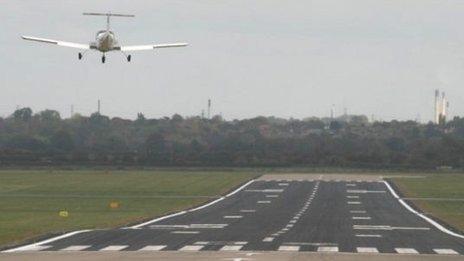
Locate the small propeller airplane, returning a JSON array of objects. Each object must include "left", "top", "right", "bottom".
[{"left": 21, "top": 12, "right": 188, "bottom": 63}]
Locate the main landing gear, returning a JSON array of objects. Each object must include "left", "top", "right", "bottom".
[
  {"left": 127, "top": 55, "right": 131, "bottom": 62},
  {"left": 101, "top": 55, "right": 106, "bottom": 63},
  {"left": 78, "top": 53, "right": 83, "bottom": 60}
]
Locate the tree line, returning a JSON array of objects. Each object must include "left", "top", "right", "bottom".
[{"left": 1, "top": 107, "right": 464, "bottom": 169}]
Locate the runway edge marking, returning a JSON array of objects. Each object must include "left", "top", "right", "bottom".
[
  {"left": 383, "top": 180, "right": 464, "bottom": 240},
  {"left": 130, "top": 179, "right": 256, "bottom": 229},
  {"left": 2, "top": 179, "right": 257, "bottom": 253},
  {"left": 2, "top": 229, "right": 92, "bottom": 253}
]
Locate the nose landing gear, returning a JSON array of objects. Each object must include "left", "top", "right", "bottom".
[
  {"left": 127, "top": 55, "right": 131, "bottom": 62},
  {"left": 101, "top": 55, "right": 106, "bottom": 64},
  {"left": 78, "top": 53, "right": 83, "bottom": 60}
]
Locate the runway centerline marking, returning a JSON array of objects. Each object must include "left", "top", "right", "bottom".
[
  {"left": 352, "top": 216, "right": 371, "bottom": 220},
  {"left": 348, "top": 201, "right": 361, "bottom": 204},
  {"left": 266, "top": 195, "right": 279, "bottom": 198},
  {"left": 224, "top": 215, "right": 242, "bottom": 219},
  {"left": 240, "top": 209, "right": 256, "bottom": 213},
  {"left": 257, "top": 200, "right": 271, "bottom": 204},
  {"left": 350, "top": 210, "right": 366, "bottom": 213},
  {"left": 150, "top": 224, "right": 227, "bottom": 229}
]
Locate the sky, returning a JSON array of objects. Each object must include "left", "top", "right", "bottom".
[{"left": 1, "top": 0, "right": 464, "bottom": 122}]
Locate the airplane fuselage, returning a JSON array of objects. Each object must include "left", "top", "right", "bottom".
[{"left": 92, "top": 30, "right": 118, "bottom": 52}]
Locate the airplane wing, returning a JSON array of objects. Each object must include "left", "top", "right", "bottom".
[
  {"left": 120, "top": 43, "right": 188, "bottom": 51},
  {"left": 21, "top": 35, "right": 90, "bottom": 50}
]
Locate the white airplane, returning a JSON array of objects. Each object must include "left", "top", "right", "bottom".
[{"left": 21, "top": 12, "right": 188, "bottom": 63}]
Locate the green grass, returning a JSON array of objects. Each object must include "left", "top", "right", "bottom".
[
  {"left": 0, "top": 170, "right": 256, "bottom": 248},
  {"left": 391, "top": 174, "right": 464, "bottom": 232}
]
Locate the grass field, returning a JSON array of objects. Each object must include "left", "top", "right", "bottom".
[
  {"left": 0, "top": 170, "right": 257, "bottom": 248},
  {"left": 391, "top": 174, "right": 464, "bottom": 232}
]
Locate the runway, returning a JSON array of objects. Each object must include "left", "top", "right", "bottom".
[{"left": 3, "top": 175, "right": 464, "bottom": 257}]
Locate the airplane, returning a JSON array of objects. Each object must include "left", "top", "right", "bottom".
[{"left": 21, "top": 12, "right": 188, "bottom": 63}]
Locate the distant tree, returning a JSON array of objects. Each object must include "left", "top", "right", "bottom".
[{"left": 13, "top": 108, "right": 33, "bottom": 122}]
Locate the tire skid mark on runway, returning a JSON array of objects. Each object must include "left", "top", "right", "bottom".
[{"left": 262, "top": 181, "right": 321, "bottom": 242}]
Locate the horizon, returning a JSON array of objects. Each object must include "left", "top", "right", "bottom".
[{"left": 2, "top": 1, "right": 464, "bottom": 122}]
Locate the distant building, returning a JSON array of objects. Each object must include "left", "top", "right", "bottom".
[{"left": 434, "top": 89, "right": 449, "bottom": 124}]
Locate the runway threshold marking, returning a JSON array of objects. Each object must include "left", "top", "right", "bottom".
[
  {"left": 138, "top": 245, "right": 167, "bottom": 251},
  {"left": 357, "top": 247, "right": 379, "bottom": 253},
  {"left": 317, "top": 246, "right": 339, "bottom": 252},
  {"left": 99, "top": 245, "right": 128, "bottom": 251},
  {"left": 433, "top": 249, "right": 459, "bottom": 255},
  {"left": 60, "top": 245, "right": 91, "bottom": 251},
  {"left": 220, "top": 245, "right": 243, "bottom": 251},
  {"left": 179, "top": 245, "right": 204, "bottom": 251},
  {"left": 395, "top": 248, "right": 419, "bottom": 254},
  {"left": 262, "top": 237, "right": 274, "bottom": 242},
  {"left": 278, "top": 246, "right": 300, "bottom": 251}
]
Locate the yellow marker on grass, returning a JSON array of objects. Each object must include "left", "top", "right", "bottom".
[
  {"left": 110, "top": 201, "right": 119, "bottom": 209},
  {"left": 59, "top": 210, "right": 69, "bottom": 218}
]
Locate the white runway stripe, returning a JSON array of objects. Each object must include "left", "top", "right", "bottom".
[
  {"left": 350, "top": 210, "right": 366, "bottom": 213},
  {"left": 171, "top": 231, "right": 200, "bottom": 234},
  {"left": 395, "top": 248, "right": 418, "bottom": 254},
  {"left": 138, "top": 245, "right": 166, "bottom": 251},
  {"left": 352, "top": 216, "right": 371, "bottom": 220},
  {"left": 223, "top": 215, "right": 242, "bottom": 219},
  {"left": 357, "top": 247, "right": 379, "bottom": 253},
  {"left": 433, "top": 249, "right": 459, "bottom": 255},
  {"left": 240, "top": 209, "right": 256, "bottom": 213},
  {"left": 348, "top": 201, "right": 361, "bottom": 204},
  {"left": 220, "top": 245, "right": 243, "bottom": 251},
  {"left": 266, "top": 195, "right": 279, "bottom": 198},
  {"left": 257, "top": 200, "right": 271, "bottom": 204},
  {"left": 355, "top": 234, "right": 382, "bottom": 238},
  {"left": 278, "top": 246, "right": 300, "bottom": 251},
  {"left": 179, "top": 245, "right": 204, "bottom": 251},
  {"left": 263, "top": 237, "right": 274, "bottom": 242},
  {"left": 99, "top": 245, "right": 128, "bottom": 251},
  {"left": 60, "top": 245, "right": 91, "bottom": 251},
  {"left": 15, "top": 245, "right": 51, "bottom": 251},
  {"left": 317, "top": 246, "right": 339, "bottom": 252}
]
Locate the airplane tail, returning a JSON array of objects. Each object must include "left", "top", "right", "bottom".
[{"left": 83, "top": 12, "right": 134, "bottom": 31}]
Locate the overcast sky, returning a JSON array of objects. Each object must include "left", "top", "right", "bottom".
[{"left": 1, "top": 0, "right": 464, "bottom": 122}]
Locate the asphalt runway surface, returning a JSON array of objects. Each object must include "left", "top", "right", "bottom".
[{"left": 3, "top": 175, "right": 464, "bottom": 258}]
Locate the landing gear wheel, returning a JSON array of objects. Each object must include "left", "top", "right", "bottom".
[
  {"left": 127, "top": 55, "right": 131, "bottom": 62},
  {"left": 78, "top": 53, "right": 83, "bottom": 60},
  {"left": 102, "top": 55, "right": 106, "bottom": 64}
]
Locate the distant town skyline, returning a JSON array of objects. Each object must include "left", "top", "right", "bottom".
[{"left": 2, "top": 1, "right": 464, "bottom": 122}]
